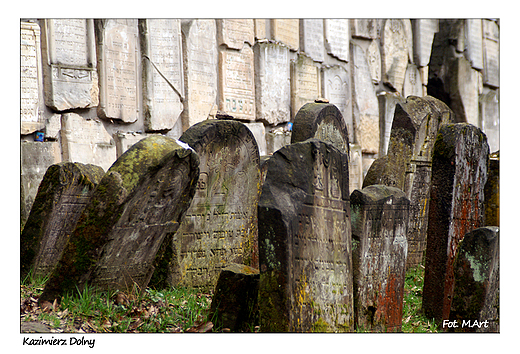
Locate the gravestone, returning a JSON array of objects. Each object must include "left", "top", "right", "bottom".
[
  {"left": 349, "top": 144, "right": 363, "bottom": 193},
  {"left": 321, "top": 65, "right": 352, "bottom": 142},
  {"left": 60, "top": 113, "right": 117, "bottom": 172},
  {"left": 21, "top": 21, "right": 44, "bottom": 135},
  {"left": 299, "top": 19, "right": 324, "bottom": 62},
  {"left": 377, "top": 91, "right": 402, "bottom": 156},
  {"left": 412, "top": 19, "right": 438, "bottom": 67},
  {"left": 163, "top": 120, "right": 261, "bottom": 290},
  {"left": 366, "top": 40, "right": 381, "bottom": 84},
  {"left": 350, "top": 19, "right": 377, "bottom": 39},
  {"left": 271, "top": 19, "right": 299, "bottom": 51},
  {"left": 218, "top": 45, "right": 255, "bottom": 120},
  {"left": 381, "top": 19, "right": 408, "bottom": 93},
  {"left": 139, "top": 19, "right": 184, "bottom": 132},
  {"left": 181, "top": 19, "right": 218, "bottom": 127},
  {"left": 40, "top": 19, "right": 98, "bottom": 111},
  {"left": 449, "top": 227, "right": 499, "bottom": 333},
  {"left": 422, "top": 123, "right": 489, "bottom": 322},
  {"left": 324, "top": 19, "right": 349, "bottom": 62},
  {"left": 254, "top": 41, "right": 291, "bottom": 125},
  {"left": 217, "top": 19, "right": 254, "bottom": 50},
  {"left": 113, "top": 132, "right": 156, "bottom": 158},
  {"left": 40, "top": 136, "right": 199, "bottom": 302},
  {"left": 96, "top": 19, "right": 139, "bottom": 123},
  {"left": 484, "top": 152, "right": 499, "bottom": 227},
  {"left": 465, "top": 19, "right": 484, "bottom": 70},
  {"left": 451, "top": 57, "right": 480, "bottom": 126},
  {"left": 254, "top": 19, "right": 267, "bottom": 40},
  {"left": 291, "top": 54, "right": 321, "bottom": 120},
  {"left": 480, "top": 89, "right": 499, "bottom": 153},
  {"left": 351, "top": 185, "right": 410, "bottom": 332},
  {"left": 258, "top": 139, "right": 353, "bottom": 332},
  {"left": 20, "top": 162, "right": 105, "bottom": 280},
  {"left": 403, "top": 63, "right": 423, "bottom": 98},
  {"left": 482, "top": 20, "right": 499, "bottom": 88}
]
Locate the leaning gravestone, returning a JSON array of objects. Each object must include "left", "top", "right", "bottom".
[
  {"left": 20, "top": 162, "right": 105, "bottom": 280},
  {"left": 160, "top": 120, "right": 261, "bottom": 290},
  {"left": 422, "top": 123, "right": 489, "bottom": 322},
  {"left": 258, "top": 139, "right": 353, "bottom": 332},
  {"left": 448, "top": 227, "right": 499, "bottom": 333},
  {"left": 350, "top": 185, "right": 410, "bottom": 332},
  {"left": 40, "top": 136, "right": 199, "bottom": 303}
]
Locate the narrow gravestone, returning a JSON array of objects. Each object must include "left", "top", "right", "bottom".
[
  {"left": 321, "top": 65, "right": 352, "bottom": 142},
  {"left": 381, "top": 19, "right": 408, "bottom": 93},
  {"left": 422, "top": 123, "right": 489, "bottom": 322},
  {"left": 40, "top": 136, "right": 199, "bottom": 303},
  {"left": 350, "top": 185, "right": 410, "bottom": 332},
  {"left": 482, "top": 20, "right": 499, "bottom": 89},
  {"left": 217, "top": 19, "right": 254, "bottom": 50},
  {"left": 162, "top": 120, "right": 261, "bottom": 290},
  {"left": 258, "top": 139, "right": 353, "bottom": 332},
  {"left": 324, "top": 19, "right": 349, "bottom": 62},
  {"left": 290, "top": 53, "right": 321, "bottom": 120},
  {"left": 449, "top": 227, "right": 499, "bottom": 333},
  {"left": 484, "top": 152, "right": 499, "bottom": 227},
  {"left": 299, "top": 19, "right": 325, "bottom": 63},
  {"left": 20, "top": 162, "right": 105, "bottom": 280}
]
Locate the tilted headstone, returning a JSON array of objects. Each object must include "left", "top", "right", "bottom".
[
  {"left": 40, "top": 135, "right": 199, "bottom": 302},
  {"left": 139, "top": 19, "right": 184, "bottom": 132},
  {"left": 95, "top": 19, "right": 139, "bottom": 123},
  {"left": 381, "top": 19, "right": 408, "bottom": 93},
  {"left": 351, "top": 185, "right": 410, "bottom": 332},
  {"left": 258, "top": 139, "right": 353, "bottom": 332},
  {"left": 20, "top": 162, "right": 105, "bottom": 280},
  {"left": 449, "top": 227, "right": 499, "bottom": 333},
  {"left": 40, "top": 19, "right": 98, "bottom": 111},
  {"left": 422, "top": 123, "right": 489, "bottom": 321},
  {"left": 162, "top": 120, "right": 261, "bottom": 290}
]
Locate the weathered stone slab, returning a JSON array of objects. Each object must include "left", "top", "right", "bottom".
[
  {"left": 484, "top": 152, "right": 499, "bottom": 227},
  {"left": 164, "top": 120, "right": 261, "bottom": 289},
  {"left": 291, "top": 54, "right": 321, "bottom": 119},
  {"left": 351, "top": 185, "right": 409, "bottom": 332},
  {"left": 40, "top": 136, "right": 199, "bottom": 302},
  {"left": 465, "top": 19, "right": 484, "bottom": 70},
  {"left": 60, "top": 113, "right": 117, "bottom": 172},
  {"left": 423, "top": 123, "right": 489, "bottom": 322},
  {"left": 96, "top": 19, "right": 139, "bottom": 123},
  {"left": 482, "top": 20, "right": 499, "bottom": 88},
  {"left": 208, "top": 263, "right": 260, "bottom": 332},
  {"left": 259, "top": 139, "right": 353, "bottom": 332},
  {"left": 140, "top": 19, "right": 184, "bottom": 132},
  {"left": 412, "top": 19, "right": 438, "bottom": 67},
  {"left": 254, "top": 19, "right": 267, "bottom": 40},
  {"left": 271, "top": 19, "right": 299, "bottom": 51},
  {"left": 366, "top": 40, "right": 381, "bottom": 84},
  {"left": 377, "top": 91, "right": 402, "bottom": 156},
  {"left": 480, "top": 89, "right": 499, "bottom": 153},
  {"left": 20, "top": 162, "right": 104, "bottom": 280},
  {"left": 403, "top": 63, "right": 423, "bottom": 98},
  {"left": 449, "top": 227, "right": 499, "bottom": 333},
  {"left": 218, "top": 45, "right": 255, "bottom": 120},
  {"left": 21, "top": 21, "right": 45, "bottom": 135},
  {"left": 350, "top": 19, "right": 377, "bottom": 39},
  {"left": 181, "top": 19, "right": 218, "bottom": 127},
  {"left": 382, "top": 19, "right": 408, "bottom": 93},
  {"left": 452, "top": 57, "right": 480, "bottom": 126},
  {"left": 113, "top": 132, "right": 158, "bottom": 157},
  {"left": 351, "top": 43, "right": 379, "bottom": 154},
  {"left": 299, "top": 19, "right": 324, "bottom": 62},
  {"left": 254, "top": 41, "right": 291, "bottom": 125},
  {"left": 217, "top": 19, "right": 254, "bottom": 49},
  {"left": 291, "top": 101, "right": 349, "bottom": 155},
  {"left": 321, "top": 65, "right": 352, "bottom": 142},
  {"left": 40, "top": 19, "right": 98, "bottom": 111},
  {"left": 244, "top": 122, "right": 267, "bottom": 157},
  {"left": 324, "top": 19, "right": 349, "bottom": 62},
  {"left": 266, "top": 131, "right": 291, "bottom": 155},
  {"left": 349, "top": 144, "right": 363, "bottom": 193}
]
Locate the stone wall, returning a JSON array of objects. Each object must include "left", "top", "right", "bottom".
[{"left": 20, "top": 19, "right": 500, "bottom": 217}]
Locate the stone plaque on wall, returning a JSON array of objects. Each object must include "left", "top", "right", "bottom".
[
  {"left": 60, "top": 113, "right": 117, "bottom": 171},
  {"left": 254, "top": 19, "right": 267, "bottom": 40},
  {"left": 321, "top": 65, "right": 352, "bottom": 142},
  {"left": 41, "top": 19, "right": 98, "bottom": 112},
  {"left": 483, "top": 20, "right": 499, "bottom": 88},
  {"left": 254, "top": 41, "right": 291, "bottom": 125},
  {"left": 324, "top": 19, "right": 349, "bottom": 62},
  {"left": 219, "top": 45, "right": 255, "bottom": 120},
  {"left": 140, "top": 19, "right": 184, "bottom": 132},
  {"left": 21, "top": 21, "right": 44, "bottom": 135},
  {"left": 217, "top": 19, "right": 254, "bottom": 50},
  {"left": 465, "top": 19, "right": 484, "bottom": 70},
  {"left": 291, "top": 54, "right": 321, "bottom": 119},
  {"left": 412, "top": 19, "right": 438, "bottom": 67},
  {"left": 350, "top": 19, "right": 377, "bottom": 39},
  {"left": 382, "top": 19, "right": 408, "bottom": 93},
  {"left": 182, "top": 19, "right": 218, "bottom": 127},
  {"left": 271, "top": 19, "right": 299, "bottom": 51},
  {"left": 300, "top": 19, "right": 324, "bottom": 62},
  {"left": 96, "top": 19, "right": 139, "bottom": 123}
]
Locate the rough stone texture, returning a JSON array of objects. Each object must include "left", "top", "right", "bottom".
[
  {"left": 290, "top": 54, "right": 321, "bottom": 120},
  {"left": 449, "top": 227, "right": 499, "bottom": 333},
  {"left": 299, "top": 19, "right": 325, "bottom": 62},
  {"left": 381, "top": 19, "right": 408, "bottom": 93},
  {"left": 291, "top": 102, "right": 349, "bottom": 155},
  {"left": 217, "top": 19, "right": 254, "bottom": 50},
  {"left": 351, "top": 185, "right": 410, "bottom": 332},
  {"left": 321, "top": 65, "right": 352, "bottom": 142},
  {"left": 181, "top": 19, "right": 218, "bottom": 127},
  {"left": 113, "top": 132, "right": 157, "bottom": 158},
  {"left": 484, "top": 152, "right": 499, "bottom": 227},
  {"left": 40, "top": 136, "right": 198, "bottom": 302},
  {"left": 140, "top": 19, "right": 184, "bottom": 132},
  {"left": 254, "top": 41, "right": 291, "bottom": 125},
  {"left": 40, "top": 19, "right": 98, "bottom": 111},
  {"left": 95, "top": 19, "right": 139, "bottom": 123},
  {"left": 422, "top": 123, "right": 489, "bottom": 322},
  {"left": 271, "top": 19, "right": 299, "bottom": 51},
  {"left": 165, "top": 120, "right": 261, "bottom": 290},
  {"left": 258, "top": 139, "right": 353, "bottom": 332},
  {"left": 208, "top": 263, "right": 260, "bottom": 332},
  {"left": 60, "top": 113, "right": 117, "bottom": 172},
  {"left": 20, "top": 162, "right": 104, "bottom": 280}
]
